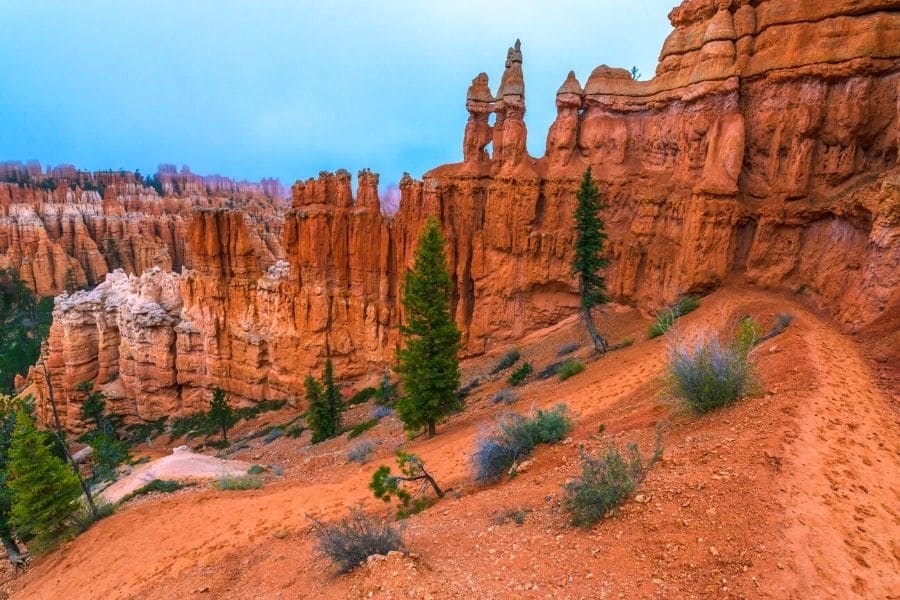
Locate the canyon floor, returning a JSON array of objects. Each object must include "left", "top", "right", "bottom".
[{"left": 4, "top": 285, "right": 898, "bottom": 600}]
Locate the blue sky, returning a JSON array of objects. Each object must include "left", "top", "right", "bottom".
[{"left": 0, "top": 1, "right": 672, "bottom": 189}]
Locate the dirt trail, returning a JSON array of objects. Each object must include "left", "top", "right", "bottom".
[
  {"left": 5, "top": 286, "right": 898, "bottom": 599},
  {"left": 779, "top": 317, "right": 899, "bottom": 598}
]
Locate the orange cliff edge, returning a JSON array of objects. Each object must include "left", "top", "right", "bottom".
[{"left": 7, "top": 0, "right": 897, "bottom": 431}]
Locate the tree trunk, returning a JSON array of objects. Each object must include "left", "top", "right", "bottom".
[
  {"left": 427, "top": 421, "right": 436, "bottom": 438},
  {"left": 1, "top": 530, "right": 21, "bottom": 562},
  {"left": 583, "top": 306, "right": 608, "bottom": 353},
  {"left": 41, "top": 361, "right": 98, "bottom": 518}
]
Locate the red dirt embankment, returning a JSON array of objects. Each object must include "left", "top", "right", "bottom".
[{"left": 8, "top": 286, "right": 899, "bottom": 599}]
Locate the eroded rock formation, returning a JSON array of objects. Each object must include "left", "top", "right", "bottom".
[{"left": 26, "top": 0, "right": 899, "bottom": 427}]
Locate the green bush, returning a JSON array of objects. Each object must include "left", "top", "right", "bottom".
[
  {"left": 491, "top": 349, "right": 521, "bottom": 375},
  {"left": 347, "top": 419, "right": 378, "bottom": 440},
  {"left": 247, "top": 465, "right": 266, "bottom": 475},
  {"left": 348, "top": 387, "right": 377, "bottom": 406},
  {"left": 562, "top": 428, "right": 662, "bottom": 528},
  {"left": 121, "top": 479, "right": 185, "bottom": 502},
  {"left": 648, "top": 296, "right": 700, "bottom": 338},
  {"left": 216, "top": 475, "right": 263, "bottom": 491},
  {"left": 473, "top": 404, "right": 572, "bottom": 482},
  {"left": 557, "top": 359, "right": 585, "bottom": 381},
  {"left": 668, "top": 333, "right": 754, "bottom": 413},
  {"left": 556, "top": 342, "right": 580, "bottom": 357},
  {"left": 507, "top": 362, "right": 532, "bottom": 386},
  {"left": 285, "top": 423, "right": 306, "bottom": 438}
]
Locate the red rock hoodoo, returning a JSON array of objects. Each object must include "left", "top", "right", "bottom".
[{"left": 24, "top": 0, "right": 899, "bottom": 429}]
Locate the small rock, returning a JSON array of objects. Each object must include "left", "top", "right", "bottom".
[
  {"left": 634, "top": 494, "right": 650, "bottom": 503},
  {"left": 709, "top": 546, "right": 719, "bottom": 557},
  {"left": 768, "top": 345, "right": 780, "bottom": 354}
]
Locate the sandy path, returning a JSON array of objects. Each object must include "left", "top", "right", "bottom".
[{"left": 779, "top": 317, "right": 899, "bottom": 598}]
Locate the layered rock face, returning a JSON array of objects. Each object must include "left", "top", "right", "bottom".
[
  {"left": 27, "top": 0, "right": 899, "bottom": 427},
  {"left": 0, "top": 164, "right": 287, "bottom": 297}
]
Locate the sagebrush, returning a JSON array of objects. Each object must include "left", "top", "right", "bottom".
[{"left": 311, "top": 508, "right": 403, "bottom": 573}]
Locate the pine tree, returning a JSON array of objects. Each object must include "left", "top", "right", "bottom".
[
  {"left": 0, "top": 397, "right": 23, "bottom": 560},
  {"left": 573, "top": 167, "right": 609, "bottom": 353},
  {"left": 395, "top": 217, "right": 462, "bottom": 437},
  {"left": 7, "top": 408, "right": 82, "bottom": 547},
  {"left": 304, "top": 359, "right": 340, "bottom": 444},
  {"left": 208, "top": 388, "right": 235, "bottom": 442},
  {"left": 322, "top": 358, "right": 343, "bottom": 434}
]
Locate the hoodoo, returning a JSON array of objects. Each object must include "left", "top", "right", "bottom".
[{"left": 18, "top": 0, "right": 900, "bottom": 429}]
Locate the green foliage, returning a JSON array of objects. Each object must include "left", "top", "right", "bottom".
[
  {"left": 374, "top": 373, "right": 398, "bottom": 406},
  {"left": 668, "top": 330, "right": 755, "bottom": 413},
  {"left": 348, "top": 387, "right": 377, "bottom": 406},
  {"left": 0, "top": 268, "right": 53, "bottom": 394},
  {"left": 216, "top": 475, "right": 263, "bottom": 491},
  {"left": 125, "top": 417, "right": 166, "bottom": 446},
  {"left": 208, "top": 388, "right": 236, "bottom": 442},
  {"left": 557, "top": 359, "right": 585, "bottom": 381},
  {"left": 573, "top": 168, "right": 608, "bottom": 310},
  {"left": 734, "top": 316, "right": 763, "bottom": 357},
  {"left": 648, "top": 296, "right": 700, "bottom": 338},
  {"left": 247, "top": 465, "right": 265, "bottom": 475},
  {"left": 71, "top": 499, "right": 115, "bottom": 535},
  {"left": 0, "top": 396, "right": 21, "bottom": 552},
  {"left": 395, "top": 218, "right": 462, "bottom": 437},
  {"left": 307, "top": 360, "right": 343, "bottom": 443},
  {"left": 285, "top": 423, "right": 306, "bottom": 438},
  {"left": 490, "top": 349, "right": 521, "bottom": 375},
  {"left": 507, "top": 362, "right": 532, "bottom": 386},
  {"left": 347, "top": 419, "right": 377, "bottom": 440},
  {"left": 562, "top": 427, "right": 663, "bottom": 528},
  {"left": 370, "top": 452, "right": 441, "bottom": 519},
  {"left": 88, "top": 432, "right": 129, "bottom": 483},
  {"left": 121, "top": 479, "right": 185, "bottom": 502},
  {"left": 7, "top": 409, "right": 82, "bottom": 548},
  {"left": 473, "top": 404, "right": 572, "bottom": 482},
  {"left": 347, "top": 441, "right": 375, "bottom": 464},
  {"left": 620, "top": 337, "right": 635, "bottom": 347},
  {"left": 311, "top": 507, "right": 403, "bottom": 573}
]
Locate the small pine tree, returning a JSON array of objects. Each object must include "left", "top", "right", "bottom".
[
  {"left": 0, "top": 397, "right": 22, "bottom": 560},
  {"left": 7, "top": 409, "right": 82, "bottom": 547},
  {"left": 307, "top": 361, "right": 342, "bottom": 443},
  {"left": 573, "top": 167, "right": 609, "bottom": 353},
  {"left": 374, "top": 372, "right": 397, "bottom": 406},
  {"left": 208, "top": 388, "right": 235, "bottom": 442},
  {"left": 395, "top": 217, "right": 462, "bottom": 437}
]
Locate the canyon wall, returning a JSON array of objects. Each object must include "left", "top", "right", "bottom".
[
  {"left": 0, "top": 165, "right": 287, "bottom": 297},
  {"left": 25, "top": 0, "right": 899, "bottom": 429}
]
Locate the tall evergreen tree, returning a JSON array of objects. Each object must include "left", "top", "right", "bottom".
[
  {"left": 395, "top": 217, "right": 461, "bottom": 437},
  {"left": 208, "top": 388, "right": 235, "bottom": 442},
  {"left": 7, "top": 409, "right": 81, "bottom": 548},
  {"left": 573, "top": 167, "right": 609, "bottom": 353},
  {"left": 306, "top": 360, "right": 342, "bottom": 443},
  {"left": 0, "top": 397, "right": 23, "bottom": 561}
]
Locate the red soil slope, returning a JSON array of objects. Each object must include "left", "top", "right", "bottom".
[{"left": 6, "top": 286, "right": 898, "bottom": 599}]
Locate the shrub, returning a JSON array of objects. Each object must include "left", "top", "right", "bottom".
[
  {"left": 619, "top": 337, "right": 635, "bottom": 347},
  {"left": 347, "top": 419, "right": 378, "bottom": 440},
  {"left": 311, "top": 508, "right": 403, "bottom": 573},
  {"left": 490, "top": 349, "right": 521, "bottom": 374},
  {"left": 263, "top": 427, "right": 283, "bottom": 445},
  {"left": 370, "top": 452, "right": 444, "bottom": 518},
  {"left": 491, "top": 388, "right": 519, "bottom": 405},
  {"left": 121, "top": 479, "right": 185, "bottom": 502},
  {"left": 492, "top": 507, "right": 529, "bottom": 526},
  {"left": 457, "top": 378, "right": 481, "bottom": 399},
  {"left": 88, "top": 431, "right": 130, "bottom": 483},
  {"left": 125, "top": 417, "right": 167, "bottom": 446},
  {"left": 374, "top": 373, "right": 398, "bottom": 406},
  {"left": 247, "top": 465, "right": 266, "bottom": 475},
  {"left": 473, "top": 404, "right": 572, "bottom": 482},
  {"left": 285, "top": 423, "right": 306, "bottom": 438},
  {"left": 371, "top": 405, "right": 393, "bottom": 420},
  {"left": 668, "top": 335, "right": 753, "bottom": 413},
  {"left": 347, "top": 441, "right": 375, "bottom": 464},
  {"left": 562, "top": 427, "right": 662, "bottom": 528},
  {"left": 556, "top": 342, "right": 580, "bottom": 357},
  {"left": 507, "top": 362, "right": 532, "bottom": 386},
  {"left": 648, "top": 295, "right": 700, "bottom": 338},
  {"left": 216, "top": 475, "right": 263, "bottom": 491},
  {"left": 557, "top": 359, "right": 585, "bottom": 381},
  {"left": 348, "top": 387, "right": 377, "bottom": 406},
  {"left": 205, "top": 439, "right": 229, "bottom": 450},
  {"left": 536, "top": 361, "right": 564, "bottom": 380},
  {"left": 71, "top": 499, "right": 116, "bottom": 535}
]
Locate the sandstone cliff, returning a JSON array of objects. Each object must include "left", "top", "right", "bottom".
[{"left": 26, "top": 0, "right": 899, "bottom": 428}]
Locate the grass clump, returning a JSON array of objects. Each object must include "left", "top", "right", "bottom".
[
  {"left": 311, "top": 507, "right": 403, "bottom": 573},
  {"left": 491, "top": 388, "right": 519, "bottom": 405},
  {"left": 648, "top": 295, "right": 700, "bottom": 338},
  {"left": 216, "top": 475, "right": 263, "bottom": 491},
  {"left": 490, "top": 349, "right": 521, "bottom": 375},
  {"left": 668, "top": 328, "right": 756, "bottom": 413},
  {"left": 562, "top": 427, "right": 663, "bottom": 528},
  {"left": 371, "top": 405, "right": 393, "bottom": 420},
  {"left": 557, "top": 359, "right": 585, "bottom": 381},
  {"left": 121, "top": 479, "right": 185, "bottom": 502},
  {"left": 347, "top": 441, "right": 375, "bottom": 464},
  {"left": 247, "top": 465, "right": 266, "bottom": 475},
  {"left": 507, "top": 362, "right": 532, "bottom": 386},
  {"left": 457, "top": 378, "right": 481, "bottom": 399},
  {"left": 285, "top": 423, "right": 306, "bottom": 438},
  {"left": 473, "top": 404, "right": 572, "bottom": 482},
  {"left": 348, "top": 387, "right": 377, "bottom": 406},
  {"left": 347, "top": 419, "right": 378, "bottom": 440}
]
